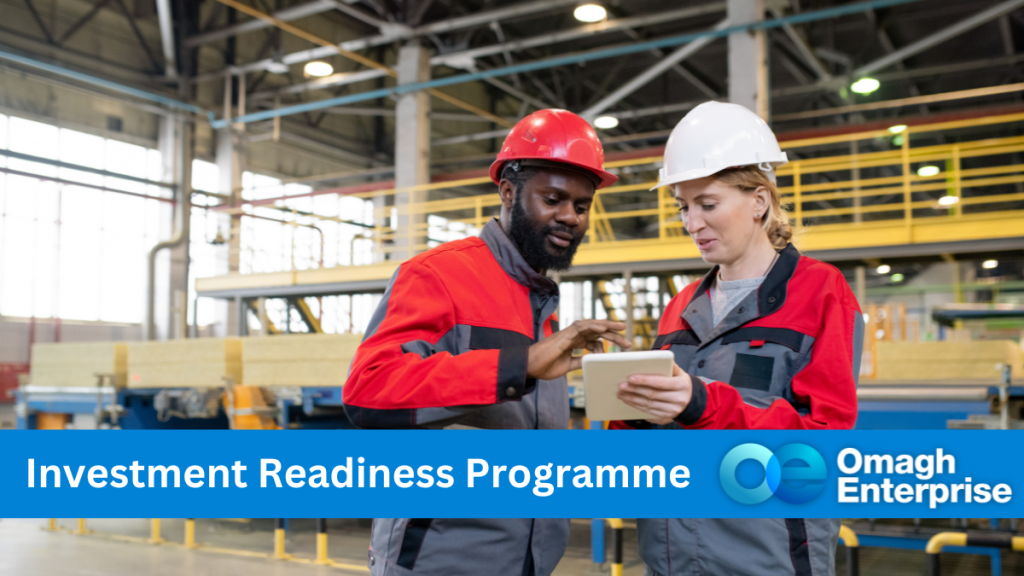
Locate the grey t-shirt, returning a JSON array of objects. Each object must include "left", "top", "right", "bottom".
[{"left": 710, "top": 274, "right": 766, "bottom": 326}]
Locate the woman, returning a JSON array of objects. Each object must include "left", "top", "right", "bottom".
[{"left": 615, "top": 101, "right": 864, "bottom": 576}]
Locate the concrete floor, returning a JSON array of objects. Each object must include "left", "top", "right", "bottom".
[
  {"left": 2, "top": 517, "right": 1024, "bottom": 575},
  {"left": 0, "top": 518, "right": 644, "bottom": 576},
  {"left": 4, "top": 517, "right": 1022, "bottom": 576}
]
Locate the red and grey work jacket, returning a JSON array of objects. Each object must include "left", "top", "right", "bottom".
[
  {"left": 343, "top": 217, "right": 567, "bottom": 430},
  {"left": 653, "top": 242, "right": 863, "bottom": 430},
  {"left": 627, "top": 244, "right": 864, "bottom": 576},
  {"left": 343, "top": 219, "right": 570, "bottom": 576}
]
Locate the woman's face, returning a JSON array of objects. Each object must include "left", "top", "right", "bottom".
[{"left": 673, "top": 176, "right": 768, "bottom": 266}]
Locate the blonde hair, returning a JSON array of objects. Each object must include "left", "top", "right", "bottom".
[{"left": 713, "top": 165, "right": 793, "bottom": 250}]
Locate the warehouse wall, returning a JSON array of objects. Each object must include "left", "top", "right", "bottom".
[{"left": 0, "top": 316, "right": 141, "bottom": 364}]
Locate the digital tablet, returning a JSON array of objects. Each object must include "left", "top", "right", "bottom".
[{"left": 582, "top": 350, "right": 675, "bottom": 422}]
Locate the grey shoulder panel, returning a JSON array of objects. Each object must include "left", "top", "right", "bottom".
[
  {"left": 851, "top": 308, "right": 865, "bottom": 387},
  {"left": 363, "top": 266, "right": 403, "bottom": 342}
]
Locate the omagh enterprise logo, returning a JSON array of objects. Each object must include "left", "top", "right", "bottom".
[{"left": 720, "top": 443, "right": 827, "bottom": 504}]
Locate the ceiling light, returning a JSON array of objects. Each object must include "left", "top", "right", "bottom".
[
  {"left": 594, "top": 115, "right": 619, "bottom": 129},
  {"left": 917, "top": 165, "right": 940, "bottom": 177},
  {"left": 938, "top": 195, "right": 959, "bottom": 206},
  {"left": 876, "top": 264, "right": 891, "bottom": 274},
  {"left": 851, "top": 77, "right": 880, "bottom": 95},
  {"left": 983, "top": 259, "right": 998, "bottom": 269},
  {"left": 888, "top": 125, "right": 907, "bottom": 134},
  {"left": 304, "top": 61, "right": 334, "bottom": 77},
  {"left": 891, "top": 273, "right": 904, "bottom": 282},
  {"left": 574, "top": 4, "right": 607, "bottom": 22}
]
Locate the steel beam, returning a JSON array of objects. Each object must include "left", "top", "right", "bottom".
[
  {"left": 247, "top": 3, "right": 727, "bottom": 98},
  {"left": 769, "top": 7, "right": 830, "bottom": 80},
  {"left": 212, "top": 0, "right": 924, "bottom": 129},
  {"left": 22, "top": 0, "right": 53, "bottom": 44},
  {"left": 854, "top": 0, "right": 1024, "bottom": 76},
  {"left": 202, "top": 0, "right": 580, "bottom": 79},
  {"left": 57, "top": 0, "right": 116, "bottom": 45},
  {"left": 115, "top": 0, "right": 162, "bottom": 73},
  {"left": 155, "top": 0, "right": 178, "bottom": 79},
  {"left": 1000, "top": 16, "right": 1015, "bottom": 56},
  {"left": 616, "top": 26, "right": 722, "bottom": 100},
  {"left": 432, "top": 128, "right": 510, "bottom": 147},
  {"left": 773, "top": 54, "right": 1024, "bottom": 99},
  {"left": 433, "top": 100, "right": 705, "bottom": 146},
  {"left": 325, "top": 0, "right": 392, "bottom": 31},
  {"left": 184, "top": 0, "right": 336, "bottom": 48},
  {"left": 580, "top": 19, "right": 730, "bottom": 120}
]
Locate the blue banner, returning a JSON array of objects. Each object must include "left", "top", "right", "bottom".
[{"left": 0, "top": 430, "right": 1019, "bottom": 518}]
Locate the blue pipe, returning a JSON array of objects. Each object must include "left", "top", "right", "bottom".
[
  {"left": 0, "top": 47, "right": 216, "bottom": 123},
  {"left": 210, "top": 0, "right": 925, "bottom": 128}
]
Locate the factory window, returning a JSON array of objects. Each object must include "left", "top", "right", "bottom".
[
  {"left": 239, "top": 172, "right": 379, "bottom": 334},
  {"left": 0, "top": 114, "right": 168, "bottom": 323},
  {"left": 188, "top": 159, "right": 225, "bottom": 330},
  {"left": 237, "top": 171, "right": 376, "bottom": 273},
  {"left": 187, "top": 166, "right": 381, "bottom": 334}
]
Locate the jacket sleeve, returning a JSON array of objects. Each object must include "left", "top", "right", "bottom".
[
  {"left": 342, "top": 261, "right": 532, "bottom": 428},
  {"left": 676, "top": 283, "right": 863, "bottom": 431}
]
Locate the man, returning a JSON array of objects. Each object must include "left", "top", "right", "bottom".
[{"left": 343, "top": 109, "right": 629, "bottom": 576}]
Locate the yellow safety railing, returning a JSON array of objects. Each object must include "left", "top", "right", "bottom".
[{"left": 235, "top": 111, "right": 1024, "bottom": 274}]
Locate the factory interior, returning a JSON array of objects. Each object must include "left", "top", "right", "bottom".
[{"left": 0, "top": 0, "right": 1023, "bottom": 574}]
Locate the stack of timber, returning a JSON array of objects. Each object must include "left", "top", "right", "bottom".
[
  {"left": 875, "top": 340, "right": 1023, "bottom": 380},
  {"left": 30, "top": 342, "right": 127, "bottom": 387},
  {"left": 127, "top": 339, "right": 242, "bottom": 388},
  {"left": 241, "top": 333, "right": 362, "bottom": 386}
]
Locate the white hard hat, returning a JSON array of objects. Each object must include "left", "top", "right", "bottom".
[{"left": 653, "top": 101, "right": 788, "bottom": 190}]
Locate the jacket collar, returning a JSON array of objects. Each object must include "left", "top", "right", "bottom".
[
  {"left": 683, "top": 243, "right": 801, "bottom": 342},
  {"left": 480, "top": 218, "right": 559, "bottom": 295}
]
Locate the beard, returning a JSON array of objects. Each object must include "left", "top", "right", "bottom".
[{"left": 507, "top": 191, "right": 585, "bottom": 272}]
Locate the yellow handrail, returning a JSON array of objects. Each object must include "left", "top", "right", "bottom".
[{"left": 234, "top": 112, "right": 1024, "bottom": 273}]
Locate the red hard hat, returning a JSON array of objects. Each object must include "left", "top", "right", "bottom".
[{"left": 489, "top": 109, "right": 618, "bottom": 189}]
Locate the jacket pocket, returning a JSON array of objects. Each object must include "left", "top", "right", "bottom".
[{"left": 730, "top": 353, "right": 774, "bottom": 392}]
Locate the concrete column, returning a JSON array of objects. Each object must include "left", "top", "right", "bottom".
[
  {"left": 728, "top": 0, "right": 769, "bottom": 119},
  {"left": 153, "top": 116, "right": 191, "bottom": 341},
  {"left": 623, "top": 270, "right": 634, "bottom": 347},
  {"left": 855, "top": 266, "right": 866, "bottom": 307},
  {"left": 215, "top": 128, "right": 244, "bottom": 336},
  {"left": 391, "top": 42, "right": 431, "bottom": 261}
]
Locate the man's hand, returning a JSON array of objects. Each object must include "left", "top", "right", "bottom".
[
  {"left": 616, "top": 363, "right": 692, "bottom": 425},
  {"left": 527, "top": 320, "right": 631, "bottom": 380}
]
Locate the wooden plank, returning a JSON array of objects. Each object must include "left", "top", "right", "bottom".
[
  {"left": 877, "top": 341, "right": 1018, "bottom": 361},
  {"left": 127, "top": 362, "right": 242, "bottom": 388},
  {"left": 241, "top": 333, "right": 362, "bottom": 362},
  {"left": 127, "top": 339, "right": 241, "bottom": 365},
  {"left": 30, "top": 342, "right": 126, "bottom": 387},
  {"left": 876, "top": 340, "right": 1022, "bottom": 379},
  {"left": 243, "top": 360, "right": 352, "bottom": 386}
]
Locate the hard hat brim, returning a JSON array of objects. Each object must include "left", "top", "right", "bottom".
[
  {"left": 650, "top": 166, "right": 719, "bottom": 190},
  {"left": 490, "top": 158, "right": 618, "bottom": 189}
]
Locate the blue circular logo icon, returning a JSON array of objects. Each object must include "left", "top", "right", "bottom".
[{"left": 720, "top": 443, "right": 826, "bottom": 504}]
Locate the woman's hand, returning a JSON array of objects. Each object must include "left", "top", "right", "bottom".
[{"left": 616, "top": 363, "right": 692, "bottom": 425}]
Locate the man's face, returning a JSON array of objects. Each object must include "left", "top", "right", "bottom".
[{"left": 503, "top": 168, "right": 596, "bottom": 272}]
